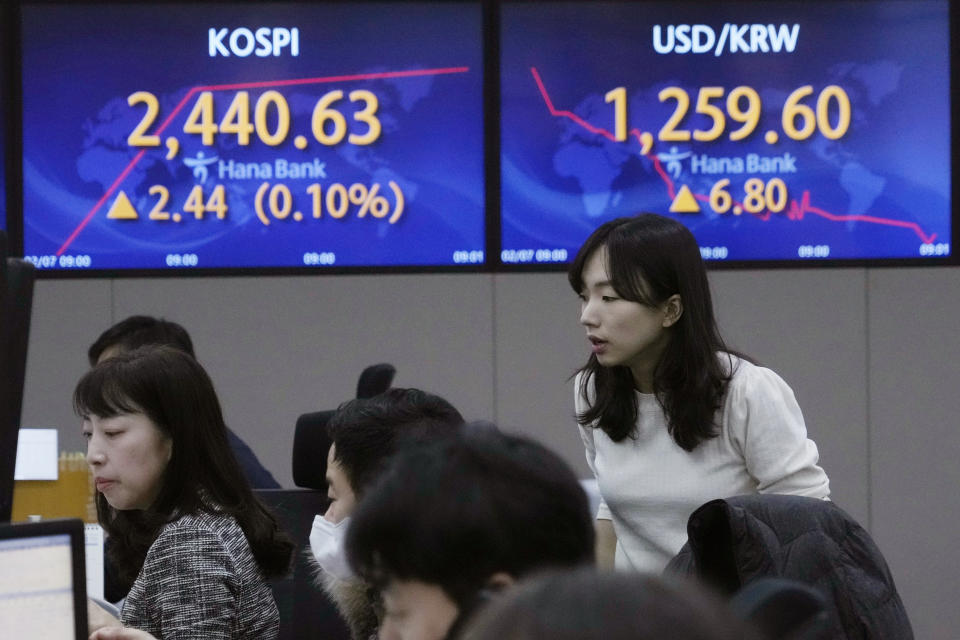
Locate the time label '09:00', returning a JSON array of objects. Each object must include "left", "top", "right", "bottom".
[
  {"left": 500, "top": 248, "right": 568, "bottom": 264},
  {"left": 25, "top": 254, "right": 92, "bottom": 269}
]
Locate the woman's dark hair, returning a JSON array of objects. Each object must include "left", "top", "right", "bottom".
[
  {"left": 345, "top": 425, "right": 594, "bottom": 609},
  {"left": 568, "top": 213, "right": 736, "bottom": 450},
  {"left": 461, "top": 568, "right": 763, "bottom": 640},
  {"left": 74, "top": 345, "right": 293, "bottom": 587}
]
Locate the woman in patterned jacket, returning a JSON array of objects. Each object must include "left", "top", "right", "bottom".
[{"left": 79, "top": 345, "right": 292, "bottom": 640}]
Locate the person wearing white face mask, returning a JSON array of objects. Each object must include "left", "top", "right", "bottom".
[
  {"left": 308, "top": 388, "right": 463, "bottom": 640},
  {"left": 310, "top": 511, "right": 354, "bottom": 582}
]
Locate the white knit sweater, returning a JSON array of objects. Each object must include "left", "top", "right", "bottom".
[{"left": 576, "top": 355, "right": 830, "bottom": 573}]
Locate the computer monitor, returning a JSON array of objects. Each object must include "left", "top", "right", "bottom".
[
  {"left": 499, "top": 0, "right": 954, "bottom": 267},
  {"left": 0, "top": 230, "right": 36, "bottom": 522},
  {"left": 19, "top": 1, "right": 486, "bottom": 274},
  {"left": 0, "top": 518, "right": 89, "bottom": 639}
]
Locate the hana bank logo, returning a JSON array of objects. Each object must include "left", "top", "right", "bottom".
[
  {"left": 653, "top": 24, "right": 799, "bottom": 56},
  {"left": 209, "top": 27, "right": 300, "bottom": 57}
]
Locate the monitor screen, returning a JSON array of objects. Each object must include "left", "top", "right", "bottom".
[
  {"left": 1, "top": 73, "right": 6, "bottom": 233},
  {"left": 0, "top": 250, "right": 36, "bottom": 524},
  {"left": 0, "top": 10, "right": 7, "bottom": 235},
  {"left": 1, "top": 116, "right": 6, "bottom": 232},
  {"left": 21, "top": 2, "right": 485, "bottom": 274},
  {"left": 499, "top": 0, "right": 953, "bottom": 266},
  {"left": 0, "top": 532, "right": 78, "bottom": 636}
]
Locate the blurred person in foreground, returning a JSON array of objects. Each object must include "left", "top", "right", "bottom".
[
  {"left": 461, "top": 568, "right": 764, "bottom": 640},
  {"left": 345, "top": 425, "right": 595, "bottom": 640}
]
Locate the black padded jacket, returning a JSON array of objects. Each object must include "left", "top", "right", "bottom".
[{"left": 664, "top": 494, "right": 913, "bottom": 640}]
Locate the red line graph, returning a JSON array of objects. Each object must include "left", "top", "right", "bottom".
[
  {"left": 56, "top": 66, "right": 470, "bottom": 255},
  {"left": 529, "top": 67, "right": 937, "bottom": 245}
]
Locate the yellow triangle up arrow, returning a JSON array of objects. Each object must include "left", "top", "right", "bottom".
[
  {"left": 106, "top": 191, "right": 139, "bottom": 219},
  {"left": 669, "top": 185, "right": 700, "bottom": 214}
]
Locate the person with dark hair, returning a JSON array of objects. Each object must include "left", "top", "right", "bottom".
[
  {"left": 88, "top": 315, "right": 279, "bottom": 492},
  {"left": 79, "top": 346, "right": 293, "bottom": 639},
  {"left": 323, "top": 387, "right": 464, "bottom": 520},
  {"left": 569, "top": 213, "right": 830, "bottom": 572},
  {"left": 345, "top": 425, "right": 595, "bottom": 640},
  {"left": 310, "top": 388, "right": 464, "bottom": 640},
  {"left": 460, "top": 568, "right": 764, "bottom": 640},
  {"left": 89, "top": 315, "right": 279, "bottom": 605},
  {"left": 87, "top": 315, "right": 195, "bottom": 366}
]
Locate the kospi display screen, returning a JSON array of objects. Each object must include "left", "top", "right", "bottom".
[
  {"left": 500, "top": 0, "right": 953, "bottom": 266},
  {"left": 21, "top": 2, "right": 485, "bottom": 273}
]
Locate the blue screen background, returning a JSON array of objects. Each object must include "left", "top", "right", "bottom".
[
  {"left": 22, "top": 2, "right": 485, "bottom": 271},
  {"left": 500, "top": 1, "right": 951, "bottom": 263}
]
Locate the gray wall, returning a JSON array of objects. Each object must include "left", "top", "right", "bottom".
[{"left": 20, "top": 267, "right": 960, "bottom": 638}]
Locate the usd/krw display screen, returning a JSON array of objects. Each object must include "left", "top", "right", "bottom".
[
  {"left": 500, "top": 0, "right": 952, "bottom": 265},
  {"left": 22, "top": 2, "right": 484, "bottom": 272}
]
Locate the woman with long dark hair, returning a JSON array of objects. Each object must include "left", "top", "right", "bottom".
[
  {"left": 78, "top": 345, "right": 292, "bottom": 639},
  {"left": 570, "top": 213, "right": 829, "bottom": 572}
]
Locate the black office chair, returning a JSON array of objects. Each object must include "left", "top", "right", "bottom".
[
  {"left": 355, "top": 363, "right": 396, "bottom": 399},
  {"left": 292, "top": 363, "right": 395, "bottom": 490},
  {"left": 277, "top": 363, "right": 395, "bottom": 638},
  {"left": 255, "top": 489, "right": 350, "bottom": 640}
]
